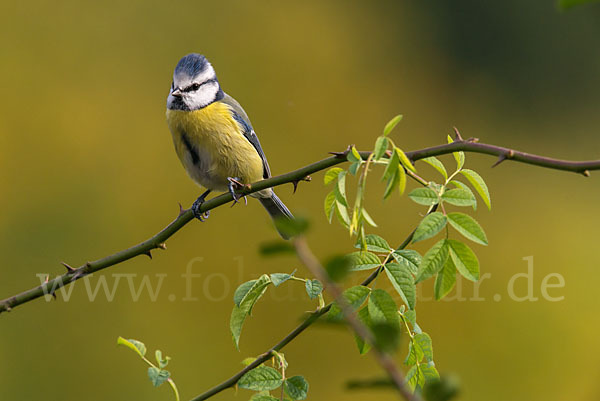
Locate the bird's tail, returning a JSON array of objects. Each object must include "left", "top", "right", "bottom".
[{"left": 259, "top": 192, "right": 294, "bottom": 239}]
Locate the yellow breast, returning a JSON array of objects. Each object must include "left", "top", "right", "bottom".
[{"left": 166, "top": 102, "right": 264, "bottom": 192}]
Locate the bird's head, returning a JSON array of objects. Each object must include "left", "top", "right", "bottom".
[{"left": 167, "top": 53, "right": 224, "bottom": 111}]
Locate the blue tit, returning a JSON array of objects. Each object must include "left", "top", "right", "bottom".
[{"left": 166, "top": 53, "right": 293, "bottom": 239}]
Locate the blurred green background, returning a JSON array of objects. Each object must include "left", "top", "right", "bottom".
[{"left": 1, "top": 1, "right": 599, "bottom": 400}]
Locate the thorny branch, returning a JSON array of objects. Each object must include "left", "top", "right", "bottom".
[{"left": 1, "top": 136, "right": 598, "bottom": 315}]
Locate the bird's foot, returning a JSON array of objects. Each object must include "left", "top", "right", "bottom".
[
  {"left": 192, "top": 189, "right": 211, "bottom": 221},
  {"left": 227, "top": 177, "right": 248, "bottom": 207}
]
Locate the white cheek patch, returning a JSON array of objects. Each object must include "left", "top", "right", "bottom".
[{"left": 185, "top": 81, "right": 220, "bottom": 109}]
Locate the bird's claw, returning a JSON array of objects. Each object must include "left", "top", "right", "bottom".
[
  {"left": 192, "top": 190, "right": 211, "bottom": 221},
  {"left": 227, "top": 177, "right": 247, "bottom": 206}
]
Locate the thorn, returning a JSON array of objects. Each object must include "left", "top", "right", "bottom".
[
  {"left": 144, "top": 250, "right": 153, "bottom": 259},
  {"left": 291, "top": 175, "right": 312, "bottom": 194},
  {"left": 491, "top": 150, "right": 514, "bottom": 168},
  {"left": 328, "top": 145, "right": 353, "bottom": 158},
  {"left": 453, "top": 127, "right": 463, "bottom": 141},
  {"left": 467, "top": 137, "right": 479, "bottom": 143},
  {"left": 158, "top": 243, "right": 167, "bottom": 250},
  {"left": 44, "top": 275, "right": 57, "bottom": 299},
  {"left": 178, "top": 203, "right": 187, "bottom": 217},
  {"left": 61, "top": 262, "right": 76, "bottom": 272},
  {"left": 583, "top": 170, "right": 591, "bottom": 177}
]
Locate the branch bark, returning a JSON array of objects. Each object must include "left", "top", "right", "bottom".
[{"left": 1, "top": 138, "right": 597, "bottom": 314}]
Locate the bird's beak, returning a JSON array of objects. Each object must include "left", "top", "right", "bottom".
[{"left": 171, "top": 87, "right": 182, "bottom": 97}]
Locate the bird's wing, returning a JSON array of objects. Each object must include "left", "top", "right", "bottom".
[{"left": 221, "top": 93, "right": 271, "bottom": 179}]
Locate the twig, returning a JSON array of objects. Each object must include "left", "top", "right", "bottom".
[
  {"left": 189, "top": 206, "right": 436, "bottom": 401},
  {"left": 1, "top": 139, "right": 598, "bottom": 314},
  {"left": 293, "top": 237, "right": 418, "bottom": 401}
]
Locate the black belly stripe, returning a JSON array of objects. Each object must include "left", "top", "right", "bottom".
[{"left": 181, "top": 132, "right": 200, "bottom": 165}]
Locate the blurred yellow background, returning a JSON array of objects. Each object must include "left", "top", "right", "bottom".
[{"left": 1, "top": 1, "right": 599, "bottom": 400}]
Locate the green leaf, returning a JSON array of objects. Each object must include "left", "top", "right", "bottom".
[
  {"left": 373, "top": 136, "right": 389, "bottom": 160},
  {"left": 460, "top": 169, "right": 491, "bottom": 210},
  {"left": 347, "top": 251, "right": 382, "bottom": 271},
  {"left": 383, "top": 114, "right": 403, "bottom": 136},
  {"left": 324, "top": 167, "right": 344, "bottom": 185},
  {"left": 117, "top": 337, "right": 146, "bottom": 358},
  {"left": 392, "top": 250, "right": 422, "bottom": 274},
  {"left": 406, "top": 365, "right": 419, "bottom": 389},
  {"left": 405, "top": 340, "right": 424, "bottom": 366},
  {"left": 414, "top": 333, "right": 434, "bottom": 362},
  {"left": 446, "top": 212, "right": 488, "bottom": 245},
  {"left": 361, "top": 208, "right": 377, "bottom": 227},
  {"left": 348, "top": 161, "right": 361, "bottom": 175},
  {"left": 360, "top": 234, "right": 391, "bottom": 253},
  {"left": 422, "top": 157, "right": 448, "bottom": 180},
  {"left": 259, "top": 241, "right": 295, "bottom": 256},
  {"left": 434, "top": 257, "right": 457, "bottom": 301},
  {"left": 241, "top": 357, "right": 257, "bottom": 366},
  {"left": 441, "top": 188, "right": 476, "bottom": 207},
  {"left": 403, "top": 309, "right": 417, "bottom": 326},
  {"left": 447, "top": 239, "right": 480, "bottom": 281},
  {"left": 398, "top": 163, "right": 407, "bottom": 195},
  {"left": 347, "top": 146, "right": 362, "bottom": 163},
  {"left": 447, "top": 134, "right": 465, "bottom": 170},
  {"left": 305, "top": 279, "right": 323, "bottom": 299},
  {"left": 270, "top": 271, "right": 296, "bottom": 287},
  {"left": 335, "top": 200, "right": 350, "bottom": 228},
  {"left": 421, "top": 362, "right": 440, "bottom": 383},
  {"left": 155, "top": 350, "right": 170, "bottom": 369},
  {"left": 324, "top": 191, "right": 336, "bottom": 223},
  {"left": 328, "top": 285, "right": 371, "bottom": 320},
  {"left": 238, "top": 365, "right": 283, "bottom": 391},
  {"left": 408, "top": 188, "right": 439, "bottom": 206},
  {"left": 367, "top": 299, "right": 403, "bottom": 353},
  {"left": 284, "top": 376, "right": 309, "bottom": 400},
  {"left": 274, "top": 216, "right": 309, "bottom": 238},
  {"left": 334, "top": 171, "right": 348, "bottom": 206},
  {"left": 325, "top": 255, "right": 352, "bottom": 282},
  {"left": 148, "top": 367, "right": 170, "bottom": 387},
  {"left": 558, "top": 0, "right": 600, "bottom": 10},
  {"left": 415, "top": 239, "right": 449, "bottom": 283},
  {"left": 233, "top": 280, "right": 258, "bottom": 306},
  {"left": 230, "top": 275, "right": 272, "bottom": 349},
  {"left": 384, "top": 263, "right": 416, "bottom": 309},
  {"left": 368, "top": 289, "right": 400, "bottom": 327},
  {"left": 450, "top": 180, "right": 477, "bottom": 210},
  {"left": 249, "top": 395, "right": 279, "bottom": 401},
  {"left": 371, "top": 322, "right": 401, "bottom": 353},
  {"left": 382, "top": 146, "right": 400, "bottom": 181},
  {"left": 383, "top": 169, "right": 400, "bottom": 200},
  {"left": 354, "top": 307, "right": 372, "bottom": 354},
  {"left": 395, "top": 147, "right": 417, "bottom": 173},
  {"left": 412, "top": 212, "right": 447, "bottom": 244}
]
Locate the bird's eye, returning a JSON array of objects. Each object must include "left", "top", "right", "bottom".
[{"left": 189, "top": 83, "right": 201, "bottom": 91}]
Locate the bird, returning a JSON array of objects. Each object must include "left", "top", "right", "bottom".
[{"left": 165, "top": 53, "right": 293, "bottom": 239}]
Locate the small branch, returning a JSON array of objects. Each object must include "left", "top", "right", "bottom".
[
  {"left": 1, "top": 139, "right": 598, "bottom": 315},
  {"left": 188, "top": 206, "right": 437, "bottom": 401},
  {"left": 293, "top": 237, "right": 418, "bottom": 401}
]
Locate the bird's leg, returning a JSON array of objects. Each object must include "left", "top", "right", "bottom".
[
  {"left": 192, "top": 189, "right": 212, "bottom": 221},
  {"left": 227, "top": 177, "right": 247, "bottom": 206}
]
